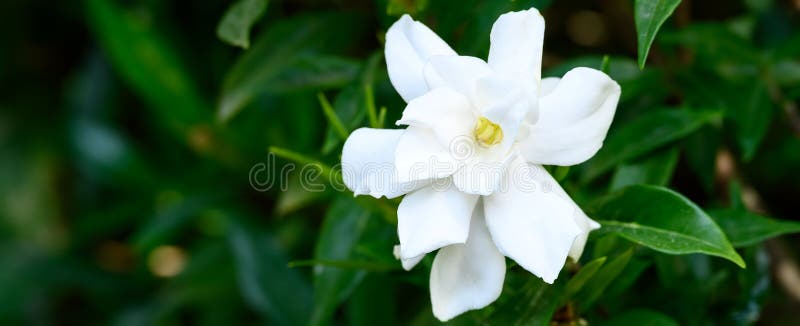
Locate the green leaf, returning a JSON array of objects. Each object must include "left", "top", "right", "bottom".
[
  {"left": 660, "top": 24, "right": 761, "bottom": 66},
  {"left": 227, "top": 217, "right": 313, "bottom": 325},
  {"left": 218, "top": 12, "right": 367, "bottom": 121},
  {"left": 576, "top": 250, "right": 632, "bottom": 312},
  {"left": 599, "top": 309, "right": 680, "bottom": 326},
  {"left": 321, "top": 86, "right": 367, "bottom": 154},
  {"left": 264, "top": 55, "right": 361, "bottom": 93},
  {"left": 216, "top": 0, "right": 268, "bottom": 49},
  {"left": 729, "top": 83, "right": 773, "bottom": 161},
  {"left": 563, "top": 257, "right": 607, "bottom": 300},
  {"left": 708, "top": 209, "right": 800, "bottom": 247},
  {"left": 317, "top": 92, "right": 348, "bottom": 140},
  {"left": 683, "top": 125, "right": 720, "bottom": 193},
  {"left": 634, "top": 0, "right": 682, "bottom": 68},
  {"left": 310, "top": 196, "right": 373, "bottom": 325},
  {"left": 489, "top": 276, "right": 561, "bottom": 325},
  {"left": 609, "top": 148, "right": 678, "bottom": 191},
  {"left": 605, "top": 257, "right": 652, "bottom": 297},
  {"left": 321, "top": 53, "right": 380, "bottom": 154},
  {"left": 582, "top": 109, "right": 718, "bottom": 183},
  {"left": 600, "top": 55, "right": 611, "bottom": 73},
  {"left": 346, "top": 274, "right": 396, "bottom": 326},
  {"left": 591, "top": 185, "right": 745, "bottom": 268},
  {"left": 86, "top": 0, "right": 208, "bottom": 130}
]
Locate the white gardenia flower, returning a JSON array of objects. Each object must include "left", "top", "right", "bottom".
[{"left": 341, "top": 7, "right": 620, "bottom": 321}]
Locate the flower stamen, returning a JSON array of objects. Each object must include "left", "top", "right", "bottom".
[{"left": 474, "top": 117, "right": 503, "bottom": 147}]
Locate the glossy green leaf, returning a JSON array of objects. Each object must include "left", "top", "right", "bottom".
[
  {"left": 310, "top": 196, "right": 373, "bottom": 325},
  {"left": 227, "top": 217, "right": 313, "bottom": 325},
  {"left": 634, "top": 0, "right": 682, "bottom": 69},
  {"left": 591, "top": 185, "right": 745, "bottom": 267},
  {"left": 709, "top": 209, "right": 800, "bottom": 247},
  {"left": 218, "top": 12, "right": 367, "bottom": 121},
  {"left": 609, "top": 148, "right": 679, "bottom": 191},
  {"left": 599, "top": 309, "right": 680, "bottom": 326},
  {"left": 216, "top": 0, "right": 268, "bottom": 49},
  {"left": 582, "top": 109, "right": 719, "bottom": 183}
]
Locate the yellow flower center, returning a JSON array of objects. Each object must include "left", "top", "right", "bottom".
[{"left": 474, "top": 117, "right": 503, "bottom": 147}]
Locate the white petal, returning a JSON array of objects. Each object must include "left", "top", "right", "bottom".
[
  {"left": 483, "top": 158, "right": 582, "bottom": 283},
  {"left": 397, "top": 181, "right": 479, "bottom": 259},
  {"left": 396, "top": 88, "right": 477, "bottom": 147},
  {"left": 394, "top": 126, "right": 461, "bottom": 183},
  {"left": 430, "top": 202, "right": 505, "bottom": 321},
  {"left": 539, "top": 77, "right": 560, "bottom": 97},
  {"left": 519, "top": 67, "right": 621, "bottom": 166},
  {"left": 475, "top": 74, "right": 534, "bottom": 152},
  {"left": 452, "top": 148, "right": 515, "bottom": 196},
  {"left": 487, "top": 8, "right": 545, "bottom": 84},
  {"left": 423, "top": 55, "right": 492, "bottom": 101},
  {"left": 342, "top": 128, "right": 427, "bottom": 198},
  {"left": 385, "top": 15, "right": 457, "bottom": 102},
  {"left": 393, "top": 245, "right": 425, "bottom": 270},
  {"left": 569, "top": 214, "right": 601, "bottom": 261}
]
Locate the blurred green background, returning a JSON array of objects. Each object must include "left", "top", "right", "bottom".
[{"left": 1, "top": 0, "right": 800, "bottom": 324}]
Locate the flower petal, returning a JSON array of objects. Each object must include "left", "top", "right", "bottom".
[
  {"left": 397, "top": 180, "right": 479, "bottom": 259},
  {"left": 569, "top": 214, "right": 601, "bottom": 261},
  {"left": 395, "top": 126, "right": 462, "bottom": 183},
  {"left": 540, "top": 76, "right": 560, "bottom": 97},
  {"left": 393, "top": 245, "right": 425, "bottom": 270},
  {"left": 519, "top": 67, "right": 621, "bottom": 166},
  {"left": 342, "top": 128, "right": 428, "bottom": 198},
  {"left": 423, "top": 55, "right": 492, "bottom": 102},
  {"left": 475, "top": 74, "right": 533, "bottom": 152},
  {"left": 487, "top": 8, "right": 545, "bottom": 84},
  {"left": 385, "top": 15, "right": 457, "bottom": 102},
  {"left": 452, "top": 148, "right": 515, "bottom": 196},
  {"left": 396, "top": 88, "right": 477, "bottom": 147},
  {"left": 483, "top": 158, "right": 582, "bottom": 283},
  {"left": 430, "top": 202, "right": 505, "bottom": 321}
]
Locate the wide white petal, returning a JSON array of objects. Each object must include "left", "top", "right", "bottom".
[
  {"left": 423, "top": 55, "right": 492, "bottom": 102},
  {"left": 394, "top": 126, "right": 461, "bottom": 183},
  {"left": 397, "top": 181, "right": 479, "bottom": 259},
  {"left": 569, "top": 214, "right": 601, "bottom": 261},
  {"left": 487, "top": 8, "right": 545, "bottom": 85},
  {"left": 519, "top": 67, "right": 621, "bottom": 166},
  {"left": 483, "top": 158, "right": 582, "bottom": 283},
  {"left": 385, "top": 15, "right": 457, "bottom": 102},
  {"left": 393, "top": 245, "right": 425, "bottom": 270},
  {"left": 396, "top": 88, "right": 477, "bottom": 147},
  {"left": 430, "top": 202, "right": 505, "bottom": 321},
  {"left": 342, "top": 128, "right": 427, "bottom": 198}
]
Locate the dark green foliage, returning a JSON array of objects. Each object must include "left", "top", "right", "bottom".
[{"left": 1, "top": 0, "right": 799, "bottom": 325}]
